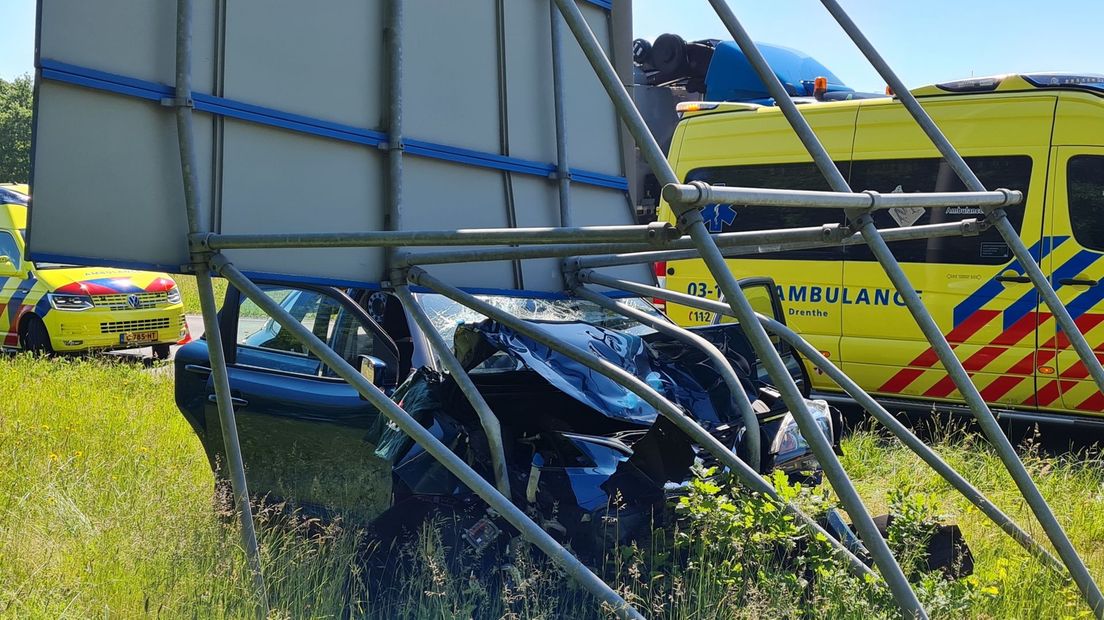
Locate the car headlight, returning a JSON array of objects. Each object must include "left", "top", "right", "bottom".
[
  {"left": 769, "top": 399, "right": 833, "bottom": 463},
  {"left": 167, "top": 286, "right": 182, "bottom": 305},
  {"left": 47, "top": 293, "right": 94, "bottom": 311}
]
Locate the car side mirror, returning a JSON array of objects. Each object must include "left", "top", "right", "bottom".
[
  {"left": 358, "top": 354, "right": 396, "bottom": 396},
  {"left": 0, "top": 255, "right": 20, "bottom": 277}
]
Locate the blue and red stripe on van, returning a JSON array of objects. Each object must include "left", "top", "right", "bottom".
[{"left": 879, "top": 238, "right": 1103, "bottom": 411}]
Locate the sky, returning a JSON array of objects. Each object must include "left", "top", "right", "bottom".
[{"left": 2, "top": 1, "right": 1103, "bottom": 91}]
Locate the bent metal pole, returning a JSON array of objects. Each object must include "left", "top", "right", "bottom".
[
  {"left": 212, "top": 257, "right": 643, "bottom": 620},
  {"left": 408, "top": 266, "right": 877, "bottom": 583},
  {"left": 818, "top": 0, "right": 1104, "bottom": 402},
  {"left": 592, "top": 273, "right": 1065, "bottom": 575},
  {"left": 551, "top": 0, "right": 922, "bottom": 614},
  {"left": 572, "top": 285, "right": 762, "bottom": 471},
  {"left": 171, "top": 0, "right": 268, "bottom": 613},
  {"left": 393, "top": 286, "right": 511, "bottom": 496},
  {"left": 701, "top": 2, "right": 1102, "bottom": 613}
]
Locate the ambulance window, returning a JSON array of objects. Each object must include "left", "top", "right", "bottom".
[
  {"left": 847, "top": 156, "right": 1031, "bottom": 265},
  {"left": 683, "top": 162, "right": 849, "bottom": 261},
  {"left": 1067, "top": 155, "right": 1104, "bottom": 252},
  {"left": 0, "top": 231, "right": 20, "bottom": 270}
]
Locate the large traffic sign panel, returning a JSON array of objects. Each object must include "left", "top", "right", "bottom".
[{"left": 30, "top": 0, "right": 648, "bottom": 293}]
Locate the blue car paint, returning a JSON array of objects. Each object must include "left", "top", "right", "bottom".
[{"left": 459, "top": 319, "right": 763, "bottom": 429}]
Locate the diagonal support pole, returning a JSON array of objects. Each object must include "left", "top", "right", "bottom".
[
  {"left": 393, "top": 286, "right": 511, "bottom": 496},
  {"left": 817, "top": 0, "right": 1104, "bottom": 401},
  {"left": 589, "top": 272, "right": 1065, "bottom": 576},
  {"left": 571, "top": 284, "right": 761, "bottom": 471},
  {"left": 550, "top": 0, "right": 922, "bottom": 613},
  {"left": 408, "top": 266, "right": 877, "bottom": 582},
  {"left": 212, "top": 257, "right": 642, "bottom": 620},
  {"left": 701, "top": 2, "right": 1101, "bottom": 614}
]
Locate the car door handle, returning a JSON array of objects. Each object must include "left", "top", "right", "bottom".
[
  {"left": 1058, "top": 278, "right": 1099, "bottom": 287},
  {"left": 995, "top": 275, "right": 1030, "bottom": 284},
  {"left": 184, "top": 364, "right": 212, "bottom": 376},
  {"left": 207, "top": 394, "right": 248, "bottom": 408}
]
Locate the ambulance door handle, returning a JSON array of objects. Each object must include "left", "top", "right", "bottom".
[
  {"left": 1059, "top": 278, "right": 1099, "bottom": 287},
  {"left": 996, "top": 274, "right": 1030, "bottom": 284}
]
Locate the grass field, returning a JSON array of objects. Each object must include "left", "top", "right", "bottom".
[
  {"left": 175, "top": 274, "right": 228, "bottom": 316},
  {"left": 2, "top": 354, "right": 1103, "bottom": 618}
]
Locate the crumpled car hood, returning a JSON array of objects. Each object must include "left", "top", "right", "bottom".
[{"left": 454, "top": 319, "right": 757, "bottom": 427}]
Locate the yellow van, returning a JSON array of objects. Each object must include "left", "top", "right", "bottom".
[
  {"left": 658, "top": 74, "right": 1104, "bottom": 421},
  {"left": 0, "top": 184, "right": 188, "bottom": 356}
]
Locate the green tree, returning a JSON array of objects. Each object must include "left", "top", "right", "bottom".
[{"left": 0, "top": 74, "right": 33, "bottom": 184}]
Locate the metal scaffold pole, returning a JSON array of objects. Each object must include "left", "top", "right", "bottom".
[
  {"left": 699, "top": 1, "right": 1102, "bottom": 614},
  {"left": 583, "top": 271, "right": 1066, "bottom": 576},
  {"left": 213, "top": 257, "right": 644, "bottom": 620},
  {"left": 551, "top": 0, "right": 922, "bottom": 614},
  {"left": 408, "top": 266, "right": 877, "bottom": 582},
  {"left": 571, "top": 284, "right": 761, "bottom": 470},
  {"left": 392, "top": 286, "right": 512, "bottom": 496},
  {"left": 171, "top": 0, "right": 268, "bottom": 614},
  {"left": 819, "top": 0, "right": 1104, "bottom": 404}
]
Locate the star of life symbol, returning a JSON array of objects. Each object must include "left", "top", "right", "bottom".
[{"left": 701, "top": 203, "right": 738, "bottom": 233}]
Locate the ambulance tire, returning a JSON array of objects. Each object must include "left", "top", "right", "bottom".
[
  {"left": 19, "top": 316, "right": 53, "bottom": 355},
  {"left": 152, "top": 344, "right": 172, "bottom": 360}
]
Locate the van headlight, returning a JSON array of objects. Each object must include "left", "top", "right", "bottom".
[
  {"left": 167, "top": 286, "right": 182, "bottom": 305},
  {"left": 47, "top": 293, "right": 94, "bottom": 311},
  {"left": 769, "top": 399, "right": 833, "bottom": 464}
]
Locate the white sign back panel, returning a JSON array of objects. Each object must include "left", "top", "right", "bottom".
[{"left": 30, "top": 0, "right": 649, "bottom": 293}]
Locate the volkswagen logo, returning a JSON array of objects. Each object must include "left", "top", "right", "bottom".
[{"left": 127, "top": 294, "right": 142, "bottom": 309}]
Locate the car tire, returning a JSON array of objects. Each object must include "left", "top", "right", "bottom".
[
  {"left": 19, "top": 315, "right": 54, "bottom": 355},
  {"left": 152, "top": 343, "right": 172, "bottom": 360}
]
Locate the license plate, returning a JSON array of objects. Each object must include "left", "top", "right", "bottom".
[{"left": 122, "top": 331, "right": 159, "bottom": 344}]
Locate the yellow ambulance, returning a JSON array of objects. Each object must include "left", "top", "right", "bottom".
[
  {"left": 0, "top": 184, "right": 188, "bottom": 356},
  {"left": 658, "top": 74, "right": 1104, "bottom": 421}
]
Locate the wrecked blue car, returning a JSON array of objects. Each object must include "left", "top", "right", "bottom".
[{"left": 174, "top": 279, "right": 838, "bottom": 556}]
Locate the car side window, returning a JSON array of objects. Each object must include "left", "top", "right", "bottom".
[
  {"left": 847, "top": 156, "right": 1031, "bottom": 264},
  {"left": 0, "top": 231, "right": 21, "bottom": 270},
  {"left": 234, "top": 286, "right": 397, "bottom": 379},
  {"left": 1067, "top": 155, "right": 1104, "bottom": 252},
  {"left": 237, "top": 288, "right": 338, "bottom": 356}
]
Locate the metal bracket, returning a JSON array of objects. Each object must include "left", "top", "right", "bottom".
[
  {"left": 160, "top": 95, "right": 194, "bottom": 108},
  {"left": 378, "top": 138, "right": 406, "bottom": 152}
]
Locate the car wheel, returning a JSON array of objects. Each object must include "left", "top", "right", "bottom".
[
  {"left": 19, "top": 316, "right": 54, "bottom": 355},
  {"left": 152, "top": 343, "right": 172, "bottom": 360}
]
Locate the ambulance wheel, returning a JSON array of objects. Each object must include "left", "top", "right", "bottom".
[
  {"left": 152, "top": 344, "right": 172, "bottom": 360},
  {"left": 19, "top": 316, "right": 54, "bottom": 355}
]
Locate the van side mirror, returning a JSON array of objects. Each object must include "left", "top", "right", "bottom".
[
  {"left": 0, "top": 255, "right": 20, "bottom": 277},
  {"left": 358, "top": 354, "right": 397, "bottom": 395}
]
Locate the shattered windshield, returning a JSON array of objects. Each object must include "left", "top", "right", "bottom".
[{"left": 415, "top": 293, "right": 662, "bottom": 347}]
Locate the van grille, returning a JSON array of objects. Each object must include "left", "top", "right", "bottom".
[
  {"left": 92, "top": 292, "right": 168, "bottom": 310},
  {"left": 100, "top": 318, "right": 172, "bottom": 334}
]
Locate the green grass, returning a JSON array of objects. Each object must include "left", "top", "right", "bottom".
[
  {"left": 175, "top": 274, "right": 228, "bottom": 316},
  {"left": 2, "top": 354, "right": 1103, "bottom": 618}
]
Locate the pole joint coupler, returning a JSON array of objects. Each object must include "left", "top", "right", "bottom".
[
  {"left": 676, "top": 206, "right": 706, "bottom": 232},
  {"left": 379, "top": 138, "right": 405, "bottom": 152},
  {"left": 188, "top": 232, "right": 214, "bottom": 252},
  {"left": 647, "top": 221, "right": 679, "bottom": 245},
  {"left": 160, "top": 95, "right": 194, "bottom": 108}
]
